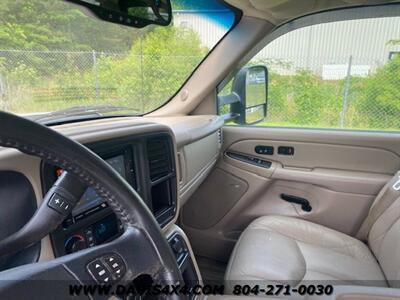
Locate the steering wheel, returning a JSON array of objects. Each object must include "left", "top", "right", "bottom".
[{"left": 0, "top": 112, "right": 183, "bottom": 299}]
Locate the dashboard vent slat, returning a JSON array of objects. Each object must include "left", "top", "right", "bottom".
[{"left": 147, "top": 137, "right": 171, "bottom": 181}]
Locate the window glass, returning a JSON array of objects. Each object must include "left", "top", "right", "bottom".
[
  {"left": 0, "top": 0, "right": 236, "bottom": 119},
  {"left": 219, "top": 16, "right": 400, "bottom": 131}
]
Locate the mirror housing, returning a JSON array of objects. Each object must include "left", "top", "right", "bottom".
[
  {"left": 219, "top": 65, "right": 268, "bottom": 125},
  {"left": 65, "top": 0, "right": 172, "bottom": 28}
]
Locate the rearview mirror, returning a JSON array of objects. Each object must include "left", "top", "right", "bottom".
[
  {"left": 66, "top": 0, "right": 172, "bottom": 28},
  {"left": 218, "top": 65, "right": 268, "bottom": 125}
]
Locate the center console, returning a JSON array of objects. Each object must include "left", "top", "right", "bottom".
[
  {"left": 41, "top": 132, "right": 177, "bottom": 257},
  {"left": 166, "top": 226, "right": 202, "bottom": 299}
]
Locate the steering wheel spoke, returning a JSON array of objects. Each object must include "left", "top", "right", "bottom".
[
  {"left": 0, "top": 227, "right": 177, "bottom": 299},
  {"left": 0, "top": 172, "right": 86, "bottom": 258}
]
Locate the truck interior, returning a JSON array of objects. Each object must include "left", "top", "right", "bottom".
[{"left": 0, "top": 0, "right": 399, "bottom": 299}]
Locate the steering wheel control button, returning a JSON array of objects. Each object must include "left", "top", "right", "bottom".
[
  {"left": 87, "top": 259, "right": 112, "bottom": 284},
  {"left": 47, "top": 193, "right": 73, "bottom": 215},
  {"left": 87, "top": 254, "right": 126, "bottom": 283},
  {"left": 103, "top": 254, "right": 126, "bottom": 280}
]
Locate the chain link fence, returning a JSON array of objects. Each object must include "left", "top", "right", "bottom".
[
  {"left": 0, "top": 49, "right": 399, "bottom": 131},
  {"left": 0, "top": 49, "right": 202, "bottom": 114},
  {"left": 251, "top": 54, "right": 400, "bottom": 131}
]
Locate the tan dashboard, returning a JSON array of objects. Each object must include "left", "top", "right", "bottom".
[
  {"left": 0, "top": 114, "right": 224, "bottom": 262},
  {"left": 52, "top": 114, "right": 224, "bottom": 207}
]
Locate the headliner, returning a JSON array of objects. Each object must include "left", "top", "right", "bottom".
[{"left": 226, "top": 0, "right": 399, "bottom": 24}]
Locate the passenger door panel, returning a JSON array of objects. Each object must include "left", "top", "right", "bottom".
[{"left": 181, "top": 126, "right": 400, "bottom": 262}]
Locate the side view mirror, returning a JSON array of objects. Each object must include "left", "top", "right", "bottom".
[
  {"left": 218, "top": 65, "right": 268, "bottom": 125},
  {"left": 65, "top": 0, "right": 172, "bottom": 28}
]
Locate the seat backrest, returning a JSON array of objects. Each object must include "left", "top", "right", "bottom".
[{"left": 358, "top": 171, "right": 400, "bottom": 287}]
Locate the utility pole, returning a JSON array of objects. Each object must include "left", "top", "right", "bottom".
[
  {"left": 92, "top": 50, "right": 100, "bottom": 102},
  {"left": 140, "top": 37, "right": 144, "bottom": 112},
  {"left": 306, "top": 26, "right": 313, "bottom": 70},
  {"left": 340, "top": 55, "right": 353, "bottom": 128}
]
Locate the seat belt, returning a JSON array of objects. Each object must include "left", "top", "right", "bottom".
[{"left": 357, "top": 171, "right": 400, "bottom": 241}]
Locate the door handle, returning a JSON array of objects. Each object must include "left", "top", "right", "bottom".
[{"left": 280, "top": 193, "right": 312, "bottom": 212}]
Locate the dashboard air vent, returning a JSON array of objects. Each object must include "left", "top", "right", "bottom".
[{"left": 147, "top": 137, "right": 171, "bottom": 181}]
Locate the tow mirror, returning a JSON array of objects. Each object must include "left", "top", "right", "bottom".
[
  {"left": 65, "top": 0, "right": 172, "bottom": 28},
  {"left": 218, "top": 65, "right": 268, "bottom": 125}
]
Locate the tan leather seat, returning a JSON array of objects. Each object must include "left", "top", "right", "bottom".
[{"left": 225, "top": 172, "right": 400, "bottom": 289}]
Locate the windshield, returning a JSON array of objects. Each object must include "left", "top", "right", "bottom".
[{"left": 0, "top": 0, "right": 236, "bottom": 120}]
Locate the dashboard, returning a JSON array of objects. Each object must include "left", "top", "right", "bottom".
[
  {"left": 41, "top": 133, "right": 177, "bottom": 256},
  {"left": 0, "top": 115, "right": 223, "bottom": 269}
]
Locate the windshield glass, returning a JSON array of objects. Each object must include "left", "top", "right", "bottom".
[{"left": 0, "top": 0, "right": 236, "bottom": 119}]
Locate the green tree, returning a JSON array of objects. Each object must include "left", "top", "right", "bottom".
[
  {"left": 0, "top": 0, "right": 144, "bottom": 80},
  {"left": 53, "top": 25, "right": 207, "bottom": 113},
  {"left": 387, "top": 39, "right": 400, "bottom": 45},
  {"left": 355, "top": 55, "right": 400, "bottom": 130},
  {"left": 289, "top": 71, "right": 324, "bottom": 126},
  {"left": 0, "top": 0, "right": 137, "bottom": 51}
]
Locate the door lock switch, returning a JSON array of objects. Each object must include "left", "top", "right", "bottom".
[{"left": 255, "top": 145, "right": 274, "bottom": 155}]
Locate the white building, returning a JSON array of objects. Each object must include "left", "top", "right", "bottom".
[
  {"left": 174, "top": 11, "right": 400, "bottom": 78},
  {"left": 173, "top": 10, "right": 234, "bottom": 49}
]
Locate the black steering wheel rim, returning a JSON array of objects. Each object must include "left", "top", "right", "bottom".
[{"left": 0, "top": 111, "right": 182, "bottom": 299}]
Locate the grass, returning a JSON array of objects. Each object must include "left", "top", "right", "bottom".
[{"left": 246, "top": 83, "right": 266, "bottom": 107}]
